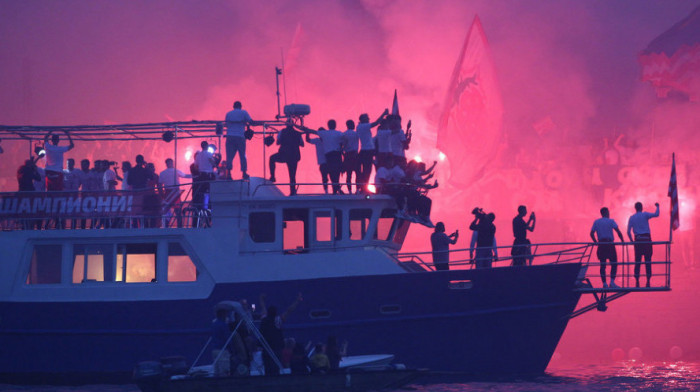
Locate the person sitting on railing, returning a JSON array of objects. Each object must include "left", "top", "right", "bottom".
[
  {"left": 590, "top": 207, "right": 625, "bottom": 289},
  {"left": 627, "top": 201, "right": 660, "bottom": 288},
  {"left": 374, "top": 157, "right": 407, "bottom": 211}
]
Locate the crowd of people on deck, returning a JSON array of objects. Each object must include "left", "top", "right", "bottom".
[
  {"left": 209, "top": 293, "right": 348, "bottom": 377},
  {"left": 12, "top": 99, "right": 440, "bottom": 229}
]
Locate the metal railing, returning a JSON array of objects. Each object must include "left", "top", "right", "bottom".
[{"left": 396, "top": 241, "right": 672, "bottom": 292}]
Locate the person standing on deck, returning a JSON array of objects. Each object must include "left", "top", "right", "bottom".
[
  {"left": 356, "top": 109, "right": 388, "bottom": 193},
  {"left": 342, "top": 120, "right": 360, "bottom": 194},
  {"left": 469, "top": 209, "right": 497, "bottom": 268},
  {"left": 627, "top": 201, "right": 660, "bottom": 287},
  {"left": 224, "top": 101, "right": 257, "bottom": 180},
  {"left": 590, "top": 207, "right": 625, "bottom": 289},
  {"left": 512, "top": 205, "right": 536, "bottom": 266},
  {"left": 431, "top": 222, "right": 459, "bottom": 271},
  {"left": 295, "top": 120, "right": 345, "bottom": 194},
  {"left": 268, "top": 124, "right": 304, "bottom": 195},
  {"left": 306, "top": 128, "right": 330, "bottom": 194},
  {"left": 43, "top": 130, "right": 74, "bottom": 191}
]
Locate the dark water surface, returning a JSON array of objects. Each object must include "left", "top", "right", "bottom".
[{"left": 1, "top": 361, "right": 698, "bottom": 391}]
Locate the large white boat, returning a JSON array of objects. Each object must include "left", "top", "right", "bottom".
[{"left": 0, "top": 120, "right": 672, "bottom": 384}]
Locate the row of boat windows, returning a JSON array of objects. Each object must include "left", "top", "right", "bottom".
[
  {"left": 248, "top": 208, "right": 401, "bottom": 248},
  {"left": 26, "top": 242, "right": 197, "bottom": 285}
]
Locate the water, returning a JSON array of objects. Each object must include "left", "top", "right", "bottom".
[{"left": 0, "top": 361, "right": 698, "bottom": 391}]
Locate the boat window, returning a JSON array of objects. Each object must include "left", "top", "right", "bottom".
[
  {"left": 116, "top": 243, "right": 157, "bottom": 283},
  {"left": 314, "top": 210, "right": 333, "bottom": 242},
  {"left": 26, "top": 244, "right": 62, "bottom": 284},
  {"left": 375, "top": 209, "right": 397, "bottom": 241},
  {"left": 249, "top": 212, "right": 275, "bottom": 243},
  {"left": 349, "top": 209, "right": 372, "bottom": 241},
  {"left": 283, "top": 208, "right": 308, "bottom": 252},
  {"left": 167, "top": 242, "right": 197, "bottom": 282},
  {"left": 72, "top": 244, "right": 116, "bottom": 283}
]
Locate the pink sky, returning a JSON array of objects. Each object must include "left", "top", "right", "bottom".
[{"left": 1, "top": 0, "right": 699, "bottom": 364}]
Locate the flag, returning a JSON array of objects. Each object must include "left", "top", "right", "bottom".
[
  {"left": 391, "top": 89, "right": 400, "bottom": 117},
  {"left": 668, "top": 153, "right": 680, "bottom": 230},
  {"left": 639, "top": 6, "right": 700, "bottom": 101},
  {"left": 437, "top": 15, "right": 503, "bottom": 187}
]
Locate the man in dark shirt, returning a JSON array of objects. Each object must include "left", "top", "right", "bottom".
[
  {"left": 268, "top": 125, "right": 304, "bottom": 195},
  {"left": 512, "top": 205, "right": 536, "bottom": 266},
  {"left": 431, "top": 222, "right": 459, "bottom": 270},
  {"left": 18, "top": 159, "right": 41, "bottom": 191},
  {"left": 127, "top": 155, "right": 152, "bottom": 190},
  {"left": 469, "top": 210, "right": 497, "bottom": 268}
]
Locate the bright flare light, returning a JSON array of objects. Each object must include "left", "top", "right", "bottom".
[
  {"left": 184, "top": 150, "right": 193, "bottom": 161},
  {"left": 413, "top": 155, "right": 423, "bottom": 163},
  {"left": 367, "top": 184, "right": 377, "bottom": 193},
  {"left": 439, "top": 151, "right": 446, "bottom": 161}
]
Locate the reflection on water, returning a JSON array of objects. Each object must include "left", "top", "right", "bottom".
[
  {"left": 0, "top": 361, "right": 697, "bottom": 392},
  {"left": 412, "top": 361, "right": 700, "bottom": 391}
]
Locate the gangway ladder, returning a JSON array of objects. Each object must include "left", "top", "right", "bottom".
[{"left": 568, "top": 241, "right": 672, "bottom": 319}]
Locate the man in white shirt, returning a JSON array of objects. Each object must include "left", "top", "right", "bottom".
[
  {"left": 160, "top": 158, "right": 191, "bottom": 228},
  {"left": 103, "top": 161, "right": 119, "bottom": 191},
  {"left": 356, "top": 109, "right": 388, "bottom": 193},
  {"left": 389, "top": 116, "right": 409, "bottom": 170},
  {"left": 306, "top": 130, "right": 330, "bottom": 194},
  {"left": 43, "top": 130, "right": 74, "bottom": 191},
  {"left": 224, "top": 101, "right": 256, "bottom": 180},
  {"left": 590, "top": 207, "right": 625, "bottom": 288},
  {"left": 375, "top": 119, "right": 392, "bottom": 169},
  {"left": 627, "top": 201, "right": 660, "bottom": 287},
  {"left": 63, "top": 158, "right": 81, "bottom": 191}
]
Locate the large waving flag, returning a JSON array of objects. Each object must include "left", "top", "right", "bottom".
[
  {"left": 639, "top": 6, "right": 700, "bottom": 101},
  {"left": 668, "top": 153, "right": 680, "bottom": 231},
  {"left": 437, "top": 15, "right": 503, "bottom": 188}
]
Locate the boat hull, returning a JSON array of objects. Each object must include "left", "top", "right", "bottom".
[{"left": 0, "top": 263, "right": 581, "bottom": 383}]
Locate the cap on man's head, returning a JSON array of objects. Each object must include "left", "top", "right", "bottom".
[{"left": 233, "top": 101, "right": 242, "bottom": 109}]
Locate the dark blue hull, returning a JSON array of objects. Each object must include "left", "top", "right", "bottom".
[{"left": 0, "top": 263, "right": 582, "bottom": 383}]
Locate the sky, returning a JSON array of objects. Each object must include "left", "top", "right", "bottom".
[{"left": 1, "top": 0, "right": 699, "bottom": 364}]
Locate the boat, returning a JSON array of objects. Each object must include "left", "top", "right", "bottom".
[
  {"left": 0, "top": 107, "right": 673, "bottom": 384},
  {"left": 133, "top": 301, "right": 423, "bottom": 392}
]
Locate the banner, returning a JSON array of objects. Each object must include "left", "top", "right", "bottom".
[{"left": 0, "top": 190, "right": 151, "bottom": 219}]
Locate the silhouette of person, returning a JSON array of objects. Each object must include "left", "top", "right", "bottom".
[
  {"left": 469, "top": 209, "right": 497, "bottom": 268},
  {"left": 268, "top": 124, "right": 304, "bottom": 195},
  {"left": 627, "top": 201, "right": 660, "bottom": 287},
  {"left": 389, "top": 115, "right": 409, "bottom": 170},
  {"left": 356, "top": 109, "right": 388, "bottom": 193},
  {"left": 43, "top": 130, "right": 75, "bottom": 191},
  {"left": 512, "top": 205, "right": 536, "bottom": 266},
  {"left": 590, "top": 207, "right": 625, "bottom": 288},
  {"left": 431, "top": 222, "right": 459, "bottom": 271},
  {"left": 375, "top": 118, "right": 393, "bottom": 168},
  {"left": 224, "top": 101, "right": 257, "bottom": 180},
  {"left": 342, "top": 120, "right": 361, "bottom": 193},
  {"left": 17, "top": 158, "right": 41, "bottom": 192}
]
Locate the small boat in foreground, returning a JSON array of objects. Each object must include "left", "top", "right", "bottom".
[{"left": 133, "top": 301, "right": 423, "bottom": 392}]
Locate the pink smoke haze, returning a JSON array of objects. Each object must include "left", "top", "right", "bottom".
[{"left": 1, "top": 0, "right": 699, "bottom": 365}]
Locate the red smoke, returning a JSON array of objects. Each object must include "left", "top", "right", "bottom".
[{"left": 1, "top": 0, "right": 699, "bottom": 364}]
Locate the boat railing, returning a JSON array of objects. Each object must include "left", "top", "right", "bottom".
[{"left": 397, "top": 241, "right": 672, "bottom": 292}]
